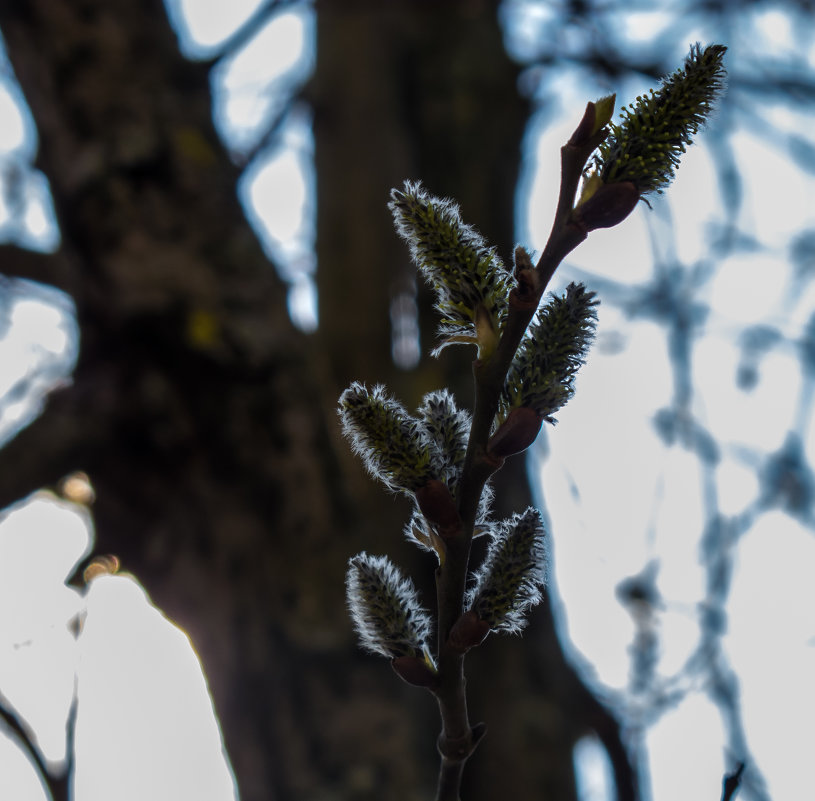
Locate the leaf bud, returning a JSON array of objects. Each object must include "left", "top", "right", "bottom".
[
  {"left": 572, "top": 180, "right": 640, "bottom": 231},
  {"left": 587, "top": 44, "right": 727, "bottom": 197},
  {"left": 338, "top": 382, "right": 434, "bottom": 494},
  {"left": 568, "top": 93, "right": 617, "bottom": 146},
  {"left": 415, "top": 479, "right": 461, "bottom": 537},
  {"left": 487, "top": 406, "right": 543, "bottom": 459},
  {"left": 447, "top": 610, "right": 491, "bottom": 654},
  {"left": 465, "top": 508, "right": 548, "bottom": 635},
  {"left": 391, "top": 655, "right": 439, "bottom": 689},
  {"left": 389, "top": 181, "right": 513, "bottom": 356}
]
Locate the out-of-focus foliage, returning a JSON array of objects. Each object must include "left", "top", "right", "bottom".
[{"left": 500, "top": 2, "right": 815, "bottom": 800}]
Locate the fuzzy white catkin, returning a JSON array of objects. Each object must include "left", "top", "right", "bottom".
[
  {"left": 346, "top": 552, "right": 432, "bottom": 658},
  {"left": 466, "top": 508, "right": 549, "bottom": 633}
]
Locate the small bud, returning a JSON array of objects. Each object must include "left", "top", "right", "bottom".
[
  {"left": 576, "top": 171, "right": 603, "bottom": 206},
  {"left": 447, "top": 610, "right": 491, "bottom": 653},
  {"left": 512, "top": 246, "right": 539, "bottom": 304},
  {"left": 415, "top": 479, "right": 461, "bottom": 536},
  {"left": 437, "top": 723, "right": 487, "bottom": 760},
  {"left": 391, "top": 655, "right": 439, "bottom": 689},
  {"left": 405, "top": 512, "right": 448, "bottom": 565},
  {"left": 572, "top": 180, "right": 640, "bottom": 231},
  {"left": 487, "top": 406, "right": 543, "bottom": 459},
  {"left": 591, "top": 93, "right": 617, "bottom": 135},
  {"left": 513, "top": 245, "right": 534, "bottom": 275},
  {"left": 568, "top": 93, "right": 616, "bottom": 146}
]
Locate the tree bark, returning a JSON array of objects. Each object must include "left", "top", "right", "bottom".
[{"left": 0, "top": 1, "right": 636, "bottom": 799}]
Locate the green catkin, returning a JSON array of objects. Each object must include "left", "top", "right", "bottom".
[
  {"left": 416, "top": 390, "right": 470, "bottom": 494},
  {"left": 465, "top": 508, "right": 548, "bottom": 634},
  {"left": 499, "top": 282, "right": 598, "bottom": 425},
  {"left": 338, "top": 382, "right": 435, "bottom": 494},
  {"left": 589, "top": 43, "right": 727, "bottom": 195},
  {"left": 389, "top": 181, "right": 514, "bottom": 355},
  {"left": 346, "top": 552, "right": 433, "bottom": 658}
]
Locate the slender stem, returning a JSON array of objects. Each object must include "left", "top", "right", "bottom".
[
  {"left": 432, "top": 522, "right": 478, "bottom": 797},
  {"left": 436, "top": 756, "right": 467, "bottom": 801},
  {"left": 429, "top": 118, "right": 607, "bottom": 801}
]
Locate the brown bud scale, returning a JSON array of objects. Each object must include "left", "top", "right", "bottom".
[
  {"left": 573, "top": 181, "right": 640, "bottom": 231},
  {"left": 391, "top": 656, "right": 439, "bottom": 689},
  {"left": 448, "top": 610, "right": 491, "bottom": 653},
  {"left": 415, "top": 479, "right": 461, "bottom": 537},
  {"left": 487, "top": 407, "right": 543, "bottom": 459}
]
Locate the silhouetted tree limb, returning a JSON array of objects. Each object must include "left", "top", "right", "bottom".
[{"left": 722, "top": 763, "right": 745, "bottom": 801}]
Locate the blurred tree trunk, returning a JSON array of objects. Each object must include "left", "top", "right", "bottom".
[{"left": 0, "top": 1, "right": 635, "bottom": 800}]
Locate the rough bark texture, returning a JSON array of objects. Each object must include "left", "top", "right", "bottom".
[{"left": 0, "top": 1, "right": 635, "bottom": 799}]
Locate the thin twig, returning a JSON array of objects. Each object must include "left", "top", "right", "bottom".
[{"left": 430, "top": 110, "right": 609, "bottom": 801}]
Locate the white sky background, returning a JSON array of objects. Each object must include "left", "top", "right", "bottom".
[
  {"left": 0, "top": 493, "right": 239, "bottom": 801},
  {"left": 0, "top": 2, "right": 814, "bottom": 800},
  {"left": 509, "top": 4, "right": 815, "bottom": 800}
]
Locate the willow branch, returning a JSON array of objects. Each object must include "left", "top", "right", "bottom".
[{"left": 429, "top": 111, "right": 608, "bottom": 801}]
